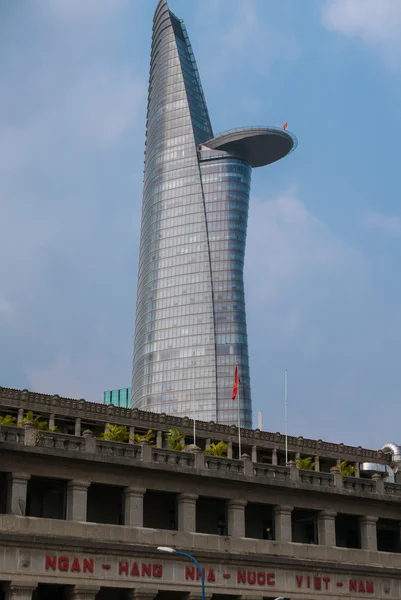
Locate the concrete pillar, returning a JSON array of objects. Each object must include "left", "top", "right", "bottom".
[
  {"left": 314, "top": 455, "right": 320, "bottom": 472},
  {"left": 141, "top": 439, "right": 153, "bottom": 462},
  {"left": 205, "top": 437, "right": 211, "bottom": 450},
  {"left": 74, "top": 418, "right": 81, "bottom": 437},
  {"left": 228, "top": 499, "right": 247, "bottom": 537},
  {"left": 330, "top": 466, "right": 343, "bottom": 489},
  {"left": 156, "top": 430, "right": 163, "bottom": 448},
  {"left": 129, "top": 426, "right": 135, "bottom": 444},
  {"left": 274, "top": 505, "right": 293, "bottom": 542},
  {"left": 272, "top": 448, "right": 278, "bottom": 465},
  {"left": 22, "top": 422, "right": 36, "bottom": 447},
  {"left": 336, "top": 459, "right": 341, "bottom": 467},
  {"left": 7, "top": 473, "right": 30, "bottom": 516},
  {"left": 66, "top": 480, "right": 90, "bottom": 522},
  {"left": 317, "top": 510, "right": 336, "bottom": 546},
  {"left": 372, "top": 472, "right": 384, "bottom": 494},
  {"left": 354, "top": 462, "right": 360, "bottom": 477},
  {"left": 251, "top": 445, "right": 257, "bottom": 462},
  {"left": 83, "top": 430, "right": 96, "bottom": 453},
  {"left": 49, "top": 413, "right": 55, "bottom": 429},
  {"left": 177, "top": 492, "right": 198, "bottom": 532},
  {"left": 227, "top": 441, "right": 233, "bottom": 459},
  {"left": 288, "top": 460, "right": 299, "bottom": 482},
  {"left": 124, "top": 487, "right": 145, "bottom": 527},
  {"left": 130, "top": 589, "right": 157, "bottom": 600},
  {"left": 7, "top": 582, "right": 37, "bottom": 600},
  {"left": 360, "top": 516, "right": 378, "bottom": 551},
  {"left": 17, "top": 408, "right": 24, "bottom": 424},
  {"left": 69, "top": 586, "right": 100, "bottom": 600}
]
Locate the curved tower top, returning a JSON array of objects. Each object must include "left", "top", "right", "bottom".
[{"left": 131, "top": 0, "right": 296, "bottom": 429}]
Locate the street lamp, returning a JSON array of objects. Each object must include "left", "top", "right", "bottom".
[{"left": 157, "top": 546, "right": 205, "bottom": 600}]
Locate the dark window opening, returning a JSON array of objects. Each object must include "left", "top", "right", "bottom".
[
  {"left": 33, "top": 584, "right": 71, "bottom": 600},
  {"left": 0, "top": 474, "right": 7, "bottom": 514},
  {"left": 292, "top": 509, "right": 318, "bottom": 544},
  {"left": 97, "top": 589, "right": 131, "bottom": 600},
  {"left": 277, "top": 451, "right": 294, "bottom": 466},
  {"left": 196, "top": 496, "right": 227, "bottom": 535},
  {"left": 143, "top": 491, "right": 177, "bottom": 530},
  {"left": 245, "top": 502, "right": 275, "bottom": 540},
  {"left": 336, "top": 514, "right": 361, "bottom": 549},
  {"left": 26, "top": 477, "right": 66, "bottom": 520},
  {"left": 377, "top": 519, "right": 400, "bottom": 553},
  {"left": 319, "top": 459, "right": 336, "bottom": 473},
  {"left": 87, "top": 483, "right": 123, "bottom": 525}
]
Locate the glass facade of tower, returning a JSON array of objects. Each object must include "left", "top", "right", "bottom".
[
  {"left": 104, "top": 388, "right": 131, "bottom": 409},
  {"left": 132, "top": 0, "right": 296, "bottom": 428}
]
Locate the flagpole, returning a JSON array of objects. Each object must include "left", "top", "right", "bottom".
[
  {"left": 192, "top": 350, "right": 196, "bottom": 446},
  {"left": 237, "top": 360, "right": 242, "bottom": 459},
  {"left": 285, "top": 369, "right": 288, "bottom": 465}
]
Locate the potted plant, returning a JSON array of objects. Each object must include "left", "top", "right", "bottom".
[
  {"left": 296, "top": 457, "right": 315, "bottom": 471},
  {"left": 204, "top": 441, "right": 228, "bottom": 457},
  {"left": 340, "top": 461, "right": 356, "bottom": 476},
  {"left": 166, "top": 428, "right": 185, "bottom": 451}
]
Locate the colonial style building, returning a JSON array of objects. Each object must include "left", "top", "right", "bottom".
[{"left": 0, "top": 386, "right": 400, "bottom": 600}]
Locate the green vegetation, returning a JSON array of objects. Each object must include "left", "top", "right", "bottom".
[
  {"left": 133, "top": 429, "right": 155, "bottom": 445},
  {"left": 340, "top": 461, "right": 356, "bottom": 476},
  {"left": 0, "top": 414, "right": 17, "bottom": 426},
  {"left": 296, "top": 456, "right": 315, "bottom": 471},
  {"left": 100, "top": 424, "right": 129, "bottom": 442},
  {"left": 204, "top": 441, "right": 228, "bottom": 457},
  {"left": 21, "top": 410, "right": 59, "bottom": 432},
  {"left": 166, "top": 428, "right": 186, "bottom": 451}
]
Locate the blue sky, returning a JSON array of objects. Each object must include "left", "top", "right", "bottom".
[{"left": 1, "top": 0, "right": 401, "bottom": 449}]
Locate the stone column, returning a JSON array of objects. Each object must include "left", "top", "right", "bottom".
[
  {"left": 69, "top": 586, "right": 100, "bottom": 600},
  {"left": 314, "top": 455, "right": 320, "bottom": 472},
  {"left": 228, "top": 499, "right": 247, "bottom": 537},
  {"left": 205, "top": 438, "right": 211, "bottom": 450},
  {"left": 251, "top": 445, "right": 257, "bottom": 462},
  {"left": 188, "top": 594, "right": 207, "bottom": 600},
  {"left": 156, "top": 430, "right": 163, "bottom": 448},
  {"left": 354, "top": 462, "right": 360, "bottom": 477},
  {"left": 317, "top": 510, "right": 336, "bottom": 546},
  {"left": 129, "top": 426, "right": 135, "bottom": 444},
  {"left": 130, "top": 589, "right": 157, "bottom": 600},
  {"left": 124, "top": 487, "right": 145, "bottom": 527},
  {"left": 178, "top": 493, "right": 198, "bottom": 532},
  {"left": 7, "top": 473, "right": 30, "bottom": 516},
  {"left": 227, "top": 441, "right": 233, "bottom": 459},
  {"left": 360, "top": 516, "right": 378, "bottom": 551},
  {"left": 66, "top": 480, "right": 90, "bottom": 521},
  {"left": 272, "top": 448, "right": 278, "bottom": 465},
  {"left": 49, "top": 413, "right": 55, "bottom": 429},
  {"left": 274, "top": 505, "right": 293, "bottom": 542},
  {"left": 74, "top": 418, "right": 81, "bottom": 437},
  {"left": 7, "top": 582, "right": 37, "bottom": 600},
  {"left": 17, "top": 408, "right": 24, "bottom": 425}
]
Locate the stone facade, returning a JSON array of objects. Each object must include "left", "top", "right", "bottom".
[{"left": 0, "top": 386, "right": 399, "bottom": 599}]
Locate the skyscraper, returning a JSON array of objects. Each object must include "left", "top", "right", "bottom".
[{"left": 131, "top": 0, "right": 296, "bottom": 428}]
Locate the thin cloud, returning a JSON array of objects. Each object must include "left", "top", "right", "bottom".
[
  {"left": 362, "top": 211, "right": 401, "bottom": 235},
  {"left": 322, "top": 0, "right": 401, "bottom": 63}
]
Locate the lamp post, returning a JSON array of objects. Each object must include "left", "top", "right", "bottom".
[{"left": 157, "top": 546, "right": 205, "bottom": 600}]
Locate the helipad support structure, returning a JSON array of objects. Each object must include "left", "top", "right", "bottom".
[{"left": 131, "top": 0, "right": 297, "bottom": 427}]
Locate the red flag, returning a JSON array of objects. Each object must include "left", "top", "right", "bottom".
[
  {"left": 232, "top": 364, "right": 240, "bottom": 400},
  {"left": 283, "top": 122, "right": 288, "bottom": 130}
]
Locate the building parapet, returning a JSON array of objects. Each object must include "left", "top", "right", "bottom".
[
  {"left": 0, "top": 387, "right": 385, "bottom": 463},
  {"left": 0, "top": 424, "right": 399, "bottom": 501}
]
